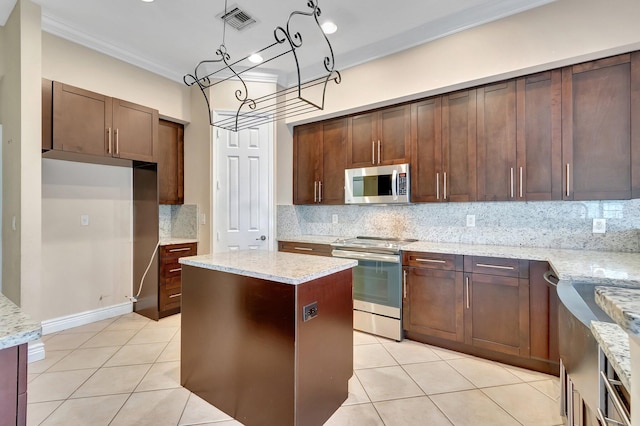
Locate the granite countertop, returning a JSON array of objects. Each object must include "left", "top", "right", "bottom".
[
  {"left": 590, "top": 320, "right": 631, "bottom": 392},
  {"left": 0, "top": 294, "right": 42, "bottom": 350},
  {"left": 160, "top": 238, "right": 198, "bottom": 246},
  {"left": 180, "top": 251, "right": 357, "bottom": 285},
  {"left": 596, "top": 286, "right": 640, "bottom": 335},
  {"left": 278, "top": 235, "right": 347, "bottom": 245}
]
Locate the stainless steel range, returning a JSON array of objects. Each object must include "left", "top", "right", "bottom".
[{"left": 331, "top": 236, "right": 417, "bottom": 341}]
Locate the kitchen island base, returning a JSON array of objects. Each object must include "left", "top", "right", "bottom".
[{"left": 181, "top": 265, "right": 353, "bottom": 426}]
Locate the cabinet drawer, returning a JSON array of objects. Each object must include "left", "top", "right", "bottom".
[
  {"left": 403, "top": 251, "right": 462, "bottom": 271},
  {"left": 160, "top": 282, "right": 182, "bottom": 311},
  {"left": 278, "top": 241, "right": 332, "bottom": 257},
  {"left": 464, "top": 256, "right": 528, "bottom": 278},
  {"left": 160, "top": 242, "right": 197, "bottom": 259},
  {"left": 160, "top": 258, "right": 183, "bottom": 279}
]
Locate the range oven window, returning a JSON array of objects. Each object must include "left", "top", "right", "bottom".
[{"left": 352, "top": 259, "right": 401, "bottom": 309}]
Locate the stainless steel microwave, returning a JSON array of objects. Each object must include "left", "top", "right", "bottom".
[{"left": 345, "top": 164, "right": 410, "bottom": 204}]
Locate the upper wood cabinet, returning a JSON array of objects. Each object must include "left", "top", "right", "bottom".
[
  {"left": 562, "top": 53, "right": 640, "bottom": 200},
  {"left": 347, "top": 104, "right": 410, "bottom": 167},
  {"left": 516, "top": 70, "right": 563, "bottom": 201},
  {"left": 293, "top": 118, "right": 347, "bottom": 205},
  {"left": 158, "top": 119, "right": 184, "bottom": 204},
  {"left": 45, "top": 80, "right": 158, "bottom": 163},
  {"left": 411, "top": 91, "right": 477, "bottom": 203},
  {"left": 477, "top": 80, "right": 517, "bottom": 201}
]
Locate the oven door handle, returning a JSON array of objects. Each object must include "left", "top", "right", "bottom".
[{"left": 332, "top": 249, "right": 400, "bottom": 263}]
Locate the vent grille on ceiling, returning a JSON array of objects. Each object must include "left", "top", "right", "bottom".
[{"left": 218, "top": 6, "right": 256, "bottom": 31}]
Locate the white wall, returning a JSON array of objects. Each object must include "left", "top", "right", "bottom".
[
  {"left": 41, "top": 159, "right": 132, "bottom": 320},
  {"left": 275, "top": 0, "right": 640, "bottom": 206}
]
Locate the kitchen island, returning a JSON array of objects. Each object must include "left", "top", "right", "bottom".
[{"left": 179, "top": 250, "right": 356, "bottom": 426}]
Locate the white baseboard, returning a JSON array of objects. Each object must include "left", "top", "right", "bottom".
[
  {"left": 41, "top": 302, "right": 133, "bottom": 335},
  {"left": 28, "top": 341, "right": 45, "bottom": 363}
]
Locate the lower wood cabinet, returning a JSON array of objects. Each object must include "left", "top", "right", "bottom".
[
  {"left": 403, "top": 251, "right": 558, "bottom": 374},
  {"left": 159, "top": 242, "right": 197, "bottom": 318},
  {"left": 278, "top": 241, "right": 332, "bottom": 257},
  {"left": 0, "top": 344, "right": 27, "bottom": 426}
]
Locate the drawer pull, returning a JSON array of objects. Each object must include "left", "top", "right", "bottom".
[
  {"left": 294, "top": 247, "right": 313, "bottom": 251},
  {"left": 169, "top": 293, "right": 182, "bottom": 299},
  {"left": 416, "top": 258, "right": 446, "bottom": 264},
  {"left": 168, "top": 247, "right": 192, "bottom": 253},
  {"left": 476, "top": 263, "right": 515, "bottom": 271},
  {"left": 169, "top": 268, "right": 182, "bottom": 273}
]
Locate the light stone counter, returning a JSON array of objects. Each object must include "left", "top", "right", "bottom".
[
  {"left": 596, "top": 286, "right": 640, "bottom": 336},
  {"left": 180, "top": 250, "right": 357, "bottom": 285},
  {"left": 0, "top": 294, "right": 41, "bottom": 350},
  {"left": 160, "top": 238, "right": 198, "bottom": 246},
  {"left": 278, "top": 235, "right": 346, "bottom": 245},
  {"left": 591, "top": 320, "right": 632, "bottom": 392}
]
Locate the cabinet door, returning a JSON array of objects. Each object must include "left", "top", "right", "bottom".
[
  {"left": 52, "top": 82, "right": 112, "bottom": 156},
  {"left": 516, "top": 71, "right": 562, "bottom": 201},
  {"left": 464, "top": 273, "right": 530, "bottom": 357},
  {"left": 562, "top": 53, "right": 635, "bottom": 200},
  {"left": 403, "top": 267, "right": 464, "bottom": 342},
  {"left": 442, "top": 89, "right": 477, "bottom": 202},
  {"left": 293, "top": 123, "right": 321, "bottom": 204},
  {"left": 320, "top": 118, "right": 347, "bottom": 204},
  {"left": 158, "top": 120, "right": 184, "bottom": 205},
  {"left": 347, "top": 111, "right": 377, "bottom": 167},
  {"left": 477, "top": 80, "right": 517, "bottom": 201},
  {"left": 411, "top": 98, "right": 443, "bottom": 202},
  {"left": 378, "top": 104, "right": 411, "bottom": 165},
  {"left": 112, "top": 99, "right": 158, "bottom": 162}
]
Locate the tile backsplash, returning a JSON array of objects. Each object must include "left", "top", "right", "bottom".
[
  {"left": 277, "top": 199, "right": 640, "bottom": 252},
  {"left": 159, "top": 204, "right": 198, "bottom": 239}
]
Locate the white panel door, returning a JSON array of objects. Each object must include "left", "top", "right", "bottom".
[{"left": 214, "top": 114, "right": 272, "bottom": 252}]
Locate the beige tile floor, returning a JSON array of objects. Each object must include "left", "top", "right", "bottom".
[{"left": 27, "top": 312, "right": 564, "bottom": 426}]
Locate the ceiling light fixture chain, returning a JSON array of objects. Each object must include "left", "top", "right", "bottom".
[{"left": 183, "top": 0, "right": 341, "bottom": 132}]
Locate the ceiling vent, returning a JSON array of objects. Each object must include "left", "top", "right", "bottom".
[{"left": 217, "top": 6, "right": 256, "bottom": 31}]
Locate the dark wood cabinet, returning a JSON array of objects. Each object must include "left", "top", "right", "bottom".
[
  {"left": 529, "top": 261, "right": 559, "bottom": 371},
  {"left": 562, "top": 52, "right": 640, "bottom": 200},
  {"left": 44, "top": 80, "right": 158, "bottom": 163},
  {"left": 158, "top": 120, "right": 184, "bottom": 204},
  {"left": 516, "top": 71, "right": 563, "bottom": 201},
  {"left": 293, "top": 118, "right": 347, "bottom": 205},
  {"left": 402, "top": 252, "right": 464, "bottom": 342},
  {"left": 159, "top": 242, "right": 197, "bottom": 317},
  {"left": 347, "top": 104, "right": 410, "bottom": 167},
  {"left": 477, "top": 80, "right": 517, "bottom": 201},
  {"left": 0, "top": 344, "right": 27, "bottom": 426},
  {"left": 278, "top": 241, "right": 332, "bottom": 257},
  {"left": 411, "top": 97, "right": 443, "bottom": 202}
]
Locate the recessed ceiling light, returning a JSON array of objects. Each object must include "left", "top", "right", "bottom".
[
  {"left": 321, "top": 21, "right": 337, "bottom": 35},
  {"left": 141, "top": 0, "right": 154, "bottom": 3},
  {"left": 248, "top": 54, "right": 264, "bottom": 64}
]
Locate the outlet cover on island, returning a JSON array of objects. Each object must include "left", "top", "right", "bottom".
[
  {"left": 466, "top": 215, "right": 475, "bottom": 227},
  {"left": 332, "top": 214, "right": 338, "bottom": 224},
  {"left": 593, "top": 218, "right": 606, "bottom": 234}
]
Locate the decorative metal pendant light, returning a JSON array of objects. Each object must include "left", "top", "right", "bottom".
[{"left": 184, "top": 0, "right": 341, "bottom": 132}]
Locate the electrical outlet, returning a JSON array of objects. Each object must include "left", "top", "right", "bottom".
[
  {"left": 593, "top": 218, "right": 606, "bottom": 234},
  {"left": 332, "top": 214, "right": 338, "bottom": 224},
  {"left": 466, "top": 215, "right": 476, "bottom": 227},
  {"left": 80, "top": 214, "right": 90, "bottom": 226},
  {"left": 303, "top": 302, "right": 318, "bottom": 322},
  {"left": 200, "top": 213, "right": 206, "bottom": 225}
]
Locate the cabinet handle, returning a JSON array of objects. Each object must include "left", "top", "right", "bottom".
[
  {"left": 416, "top": 258, "right": 446, "bottom": 264},
  {"left": 372, "top": 141, "right": 375, "bottom": 164},
  {"left": 169, "top": 293, "right": 181, "bottom": 299},
  {"left": 465, "top": 276, "right": 470, "bottom": 309},
  {"left": 169, "top": 268, "right": 182, "bottom": 273},
  {"left": 436, "top": 172, "right": 440, "bottom": 200},
  {"left": 519, "top": 167, "right": 523, "bottom": 198},
  {"left": 377, "top": 140, "right": 381, "bottom": 164},
  {"left": 566, "top": 163, "right": 570, "bottom": 197},
  {"left": 115, "top": 128, "right": 119, "bottom": 155},
  {"left": 107, "top": 128, "right": 112, "bottom": 154},
  {"left": 443, "top": 172, "right": 447, "bottom": 200},
  {"left": 168, "top": 247, "right": 191, "bottom": 253},
  {"left": 314, "top": 181, "right": 317, "bottom": 203},
  {"left": 294, "top": 247, "right": 313, "bottom": 251},
  {"left": 318, "top": 181, "right": 322, "bottom": 203},
  {"left": 403, "top": 269, "right": 407, "bottom": 298},
  {"left": 476, "top": 263, "right": 515, "bottom": 270},
  {"left": 510, "top": 167, "right": 514, "bottom": 198}
]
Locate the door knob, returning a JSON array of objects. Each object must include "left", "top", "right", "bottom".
[{"left": 256, "top": 235, "right": 267, "bottom": 241}]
